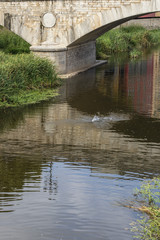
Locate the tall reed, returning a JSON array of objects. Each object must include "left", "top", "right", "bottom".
[
  {"left": 0, "top": 26, "right": 61, "bottom": 107},
  {"left": 0, "top": 52, "right": 60, "bottom": 104}
]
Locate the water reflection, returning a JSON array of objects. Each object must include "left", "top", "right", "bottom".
[
  {"left": 0, "top": 160, "right": 137, "bottom": 240},
  {"left": 0, "top": 155, "right": 43, "bottom": 212},
  {"left": 0, "top": 49, "right": 160, "bottom": 239}
]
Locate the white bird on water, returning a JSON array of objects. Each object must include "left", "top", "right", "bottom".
[{"left": 92, "top": 115, "right": 100, "bottom": 122}]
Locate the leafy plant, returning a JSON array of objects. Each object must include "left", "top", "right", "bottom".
[
  {"left": 96, "top": 26, "right": 160, "bottom": 60},
  {"left": 130, "top": 49, "right": 142, "bottom": 59},
  {"left": 132, "top": 177, "right": 160, "bottom": 240}
]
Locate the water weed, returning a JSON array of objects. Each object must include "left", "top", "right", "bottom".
[
  {"left": 0, "top": 89, "right": 59, "bottom": 108},
  {"left": 131, "top": 177, "right": 160, "bottom": 240}
]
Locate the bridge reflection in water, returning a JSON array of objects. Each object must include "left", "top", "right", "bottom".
[
  {"left": 0, "top": 51, "right": 160, "bottom": 147},
  {"left": 0, "top": 49, "right": 160, "bottom": 240},
  {"left": 0, "top": 50, "right": 160, "bottom": 161}
]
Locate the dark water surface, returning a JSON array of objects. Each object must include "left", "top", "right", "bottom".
[{"left": 0, "top": 50, "right": 160, "bottom": 240}]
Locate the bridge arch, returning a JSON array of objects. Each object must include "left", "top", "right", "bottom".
[
  {"left": 66, "top": 0, "right": 160, "bottom": 47},
  {"left": 68, "top": 12, "right": 159, "bottom": 47}
]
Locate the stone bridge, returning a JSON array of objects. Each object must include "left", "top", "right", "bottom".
[{"left": 0, "top": 0, "right": 160, "bottom": 74}]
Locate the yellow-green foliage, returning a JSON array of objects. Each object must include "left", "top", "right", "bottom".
[
  {"left": 96, "top": 26, "right": 160, "bottom": 59},
  {"left": 132, "top": 177, "right": 160, "bottom": 240}
]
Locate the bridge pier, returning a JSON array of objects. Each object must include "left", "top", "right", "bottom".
[{"left": 30, "top": 41, "right": 96, "bottom": 75}]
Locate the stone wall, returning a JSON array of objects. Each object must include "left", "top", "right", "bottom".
[
  {"left": 31, "top": 41, "right": 96, "bottom": 74},
  {"left": 66, "top": 41, "right": 96, "bottom": 74}
]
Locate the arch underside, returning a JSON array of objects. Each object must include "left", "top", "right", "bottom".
[{"left": 68, "top": 11, "right": 159, "bottom": 47}]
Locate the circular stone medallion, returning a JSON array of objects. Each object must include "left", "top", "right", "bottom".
[{"left": 42, "top": 13, "right": 56, "bottom": 28}]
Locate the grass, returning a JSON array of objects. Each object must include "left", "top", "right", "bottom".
[
  {"left": 131, "top": 177, "right": 160, "bottom": 240},
  {"left": 0, "top": 89, "right": 59, "bottom": 108},
  {"left": 0, "top": 26, "right": 30, "bottom": 54},
  {"left": 0, "top": 52, "right": 61, "bottom": 107},
  {"left": 0, "top": 27, "right": 61, "bottom": 108},
  {"left": 96, "top": 25, "right": 160, "bottom": 59}
]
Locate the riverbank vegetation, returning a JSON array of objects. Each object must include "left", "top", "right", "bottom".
[
  {"left": 0, "top": 26, "right": 30, "bottom": 54},
  {"left": 96, "top": 25, "right": 160, "bottom": 59},
  {"left": 131, "top": 177, "right": 160, "bottom": 240},
  {"left": 0, "top": 27, "right": 60, "bottom": 108}
]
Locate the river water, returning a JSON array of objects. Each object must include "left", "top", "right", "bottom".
[{"left": 0, "top": 49, "right": 160, "bottom": 240}]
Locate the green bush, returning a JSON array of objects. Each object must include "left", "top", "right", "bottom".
[
  {"left": 96, "top": 26, "right": 160, "bottom": 59},
  {"left": 0, "top": 52, "right": 60, "bottom": 105},
  {"left": 0, "top": 26, "right": 61, "bottom": 108}
]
